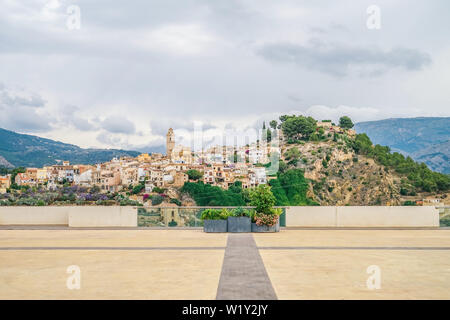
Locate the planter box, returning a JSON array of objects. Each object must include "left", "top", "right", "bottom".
[
  {"left": 203, "top": 220, "right": 228, "bottom": 233},
  {"left": 251, "top": 220, "right": 280, "bottom": 233},
  {"left": 227, "top": 216, "right": 251, "bottom": 233}
]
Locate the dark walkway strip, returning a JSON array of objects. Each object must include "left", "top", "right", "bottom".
[
  {"left": 0, "top": 247, "right": 225, "bottom": 251},
  {"left": 259, "top": 246, "right": 450, "bottom": 251},
  {"left": 216, "top": 234, "right": 277, "bottom": 300}
]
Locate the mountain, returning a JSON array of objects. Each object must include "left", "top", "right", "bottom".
[
  {"left": 354, "top": 117, "right": 450, "bottom": 173},
  {"left": 0, "top": 128, "right": 141, "bottom": 168}
]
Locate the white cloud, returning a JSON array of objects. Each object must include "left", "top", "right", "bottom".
[
  {"left": 0, "top": 0, "right": 449, "bottom": 151},
  {"left": 137, "top": 24, "right": 220, "bottom": 55}
]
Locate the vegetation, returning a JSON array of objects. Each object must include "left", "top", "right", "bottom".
[
  {"left": 249, "top": 185, "right": 276, "bottom": 215},
  {"left": 284, "top": 148, "right": 301, "bottom": 165},
  {"left": 151, "top": 194, "right": 164, "bottom": 206},
  {"left": 132, "top": 183, "right": 145, "bottom": 195},
  {"left": 229, "top": 207, "right": 253, "bottom": 218},
  {"left": 269, "top": 169, "right": 319, "bottom": 206},
  {"left": 180, "top": 181, "right": 247, "bottom": 206},
  {"left": 279, "top": 115, "right": 317, "bottom": 141},
  {"left": 186, "top": 169, "right": 203, "bottom": 181},
  {"left": 248, "top": 184, "right": 282, "bottom": 226},
  {"left": 348, "top": 133, "right": 450, "bottom": 192},
  {"left": 0, "top": 185, "right": 142, "bottom": 206},
  {"left": 269, "top": 120, "right": 278, "bottom": 129},
  {"left": 339, "top": 116, "right": 354, "bottom": 129},
  {"left": 200, "top": 208, "right": 230, "bottom": 220}
]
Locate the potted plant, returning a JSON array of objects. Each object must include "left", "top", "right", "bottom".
[
  {"left": 227, "top": 207, "right": 253, "bottom": 233},
  {"left": 249, "top": 185, "right": 281, "bottom": 233},
  {"left": 201, "top": 208, "right": 229, "bottom": 233}
]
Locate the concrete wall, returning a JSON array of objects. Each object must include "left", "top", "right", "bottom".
[
  {"left": 68, "top": 206, "right": 137, "bottom": 227},
  {"left": 0, "top": 206, "right": 137, "bottom": 227},
  {"left": 286, "top": 206, "right": 337, "bottom": 227},
  {"left": 0, "top": 206, "right": 70, "bottom": 225},
  {"left": 0, "top": 206, "right": 439, "bottom": 228},
  {"left": 286, "top": 206, "right": 439, "bottom": 227}
]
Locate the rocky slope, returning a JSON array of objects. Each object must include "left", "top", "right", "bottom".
[{"left": 281, "top": 139, "right": 401, "bottom": 206}]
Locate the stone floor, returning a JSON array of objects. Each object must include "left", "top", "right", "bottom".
[{"left": 0, "top": 229, "right": 449, "bottom": 299}]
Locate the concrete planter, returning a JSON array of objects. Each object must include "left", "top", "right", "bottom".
[
  {"left": 251, "top": 220, "right": 280, "bottom": 233},
  {"left": 227, "top": 216, "right": 251, "bottom": 233},
  {"left": 203, "top": 220, "right": 228, "bottom": 233}
]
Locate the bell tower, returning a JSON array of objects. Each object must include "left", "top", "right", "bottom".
[{"left": 166, "top": 128, "right": 175, "bottom": 159}]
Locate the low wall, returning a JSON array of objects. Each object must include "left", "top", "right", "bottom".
[
  {"left": 286, "top": 206, "right": 439, "bottom": 227},
  {"left": 68, "top": 206, "right": 137, "bottom": 227},
  {"left": 0, "top": 206, "right": 137, "bottom": 227},
  {"left": 286, "top": 206, "right": 337, "bottom": 227},
  {"left": 0, "top": 206, "right": 70, "bottom": 225},
  {"left": 0, "top": 206, "right": 439, "bottom": 228}
]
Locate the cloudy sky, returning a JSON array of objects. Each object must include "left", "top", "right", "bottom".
[{"left": 1, "top": 0, "right": 449, "bottom": 151}]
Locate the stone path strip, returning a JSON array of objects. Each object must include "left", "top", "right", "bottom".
[
  {"left": 216, "top": 234, "right": 277, "bottom": 300},
  {"left": 258, "top": 246, "right": 450, "bottom": 250}
]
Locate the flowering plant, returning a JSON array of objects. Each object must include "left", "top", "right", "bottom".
[{"left": 254, "top": 214, "right": 279, "bottom": 227}]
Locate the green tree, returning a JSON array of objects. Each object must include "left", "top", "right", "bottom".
[
  {"left": 277, "top": 169, "right": 310, "bottom": 205},
  {"left": 269, "top": 120, "right": 278, "bottom": 129},
  {"left": 249, "top": 185, "right": 276, "bottom": 214},
  {"left": 281, "top": 115, "right": 317, "bottom": 140},
  {"left": 339, "top": 116, "right": 354, "bottom": 129},
  {"left": 186, "top": 169, "right": 203, "bottom": 181},
  {"left": 266, "top": 128, "right": 272, "bottom": 142},
  {"left": 268, "top": 179, "right": 290, "bottom": 206},
  {"left": 180, "top": 181, "right": 246, "bottom": 206},
  {"left": 132, "top": 183, "right": 145, "bottom": 194}
]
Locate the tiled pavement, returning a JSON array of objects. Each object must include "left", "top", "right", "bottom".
[{"left": 0, "top": 229, "right": 449, "bottom": 299}]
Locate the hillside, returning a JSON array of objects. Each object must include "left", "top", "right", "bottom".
[
  {"left": 275, "top": 115, "right": 449, "bottom": 206},
  {"left": 280, "top": 141, "right": 400, "bottom": 205},
  {"left": 354, "top": 117, "right": 450, "bottom": 173},
  {"left": 0, "top": 128, "right": 140, "bottom": 168}
]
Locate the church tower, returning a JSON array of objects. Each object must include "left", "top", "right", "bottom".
[{"left": 166, "top": 128, "right": 175, "bottom": 159}]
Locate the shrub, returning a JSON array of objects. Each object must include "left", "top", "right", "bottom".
[
  {"left": 186, "top": 169, "right": 203, "bottom": 181},
  {"left": 201, "top": 209, "right": 229, "bottom": 220},
  {"left": 230, "top": 207, "right": 253, "bottom": 218},
  {"left": 151, "top": 194, "right": 164, "bottom": 206},
  {"left": 254, "top": 214, "right": 279, "bottom": 227},
  {"left": 249, "top": 185, "right": 276, "bottom": 215}
]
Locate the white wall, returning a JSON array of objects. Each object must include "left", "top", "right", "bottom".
[
  {"left": 0, "top": 206, "right": 137, "bottom": 227},
  {"left": 68, "top": 206, "right": 137, "bottom": 227},
  {"left": 286, "top": 206, "right": 439, "bottom": 227},
  {"left": 286, "top": 206, "right": 337, "bottom": 227},
  {"left": 0, "top": 206, "right": 69, "bottom": 225}
]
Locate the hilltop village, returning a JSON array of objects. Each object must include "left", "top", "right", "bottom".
[
  {"left": 1, "top": 116, "right": 448, "bottom": 207},
  {"left": 0, "top": 126, "right": 281, "bottom": 195}
]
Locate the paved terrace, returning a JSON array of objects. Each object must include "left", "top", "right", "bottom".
[{"left": 0, "top": 229, "right": 449, "bottom": 299}]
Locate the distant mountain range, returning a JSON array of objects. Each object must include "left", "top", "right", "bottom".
[
  {"left": 0, "top": 128, "right": 141, "bottom": 168},
  {"left": 355, "top": 117, "right": 450, "bottom": 173}
]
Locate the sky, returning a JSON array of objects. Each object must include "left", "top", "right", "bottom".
[{"left": 0, "top": 0, "right": 449, "bottom": 152}]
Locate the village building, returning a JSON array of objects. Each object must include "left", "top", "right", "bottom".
[{"left": 0, "top": 175, "right": 11, "bottom": 193}]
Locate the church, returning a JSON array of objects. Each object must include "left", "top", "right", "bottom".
[{"left": 166, "top": 128, "right": 193, "bottom": 164}]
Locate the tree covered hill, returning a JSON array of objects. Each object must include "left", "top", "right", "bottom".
[
  {"left": 354, "top": 117, "right": 450, "bottom": 173},
  {"left": 0, "top": 128, "right": 140, "bottom": 168}
]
